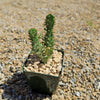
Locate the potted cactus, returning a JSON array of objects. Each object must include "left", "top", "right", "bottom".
[{"left": 22, "top": 14, "right": 64, "bottom": 95}]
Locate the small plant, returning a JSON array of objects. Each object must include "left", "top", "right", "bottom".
[
  {"left": 86, "top": 20, "right": 93, "bottom": 26},
  {"left": 29, "top": 14, "right": 55, "bottom": 63}
]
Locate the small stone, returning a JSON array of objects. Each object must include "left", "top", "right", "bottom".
[
  {"left": 34, "top": 61, "right": 40, "bottom": 65},
  {"left": 52, "top": 68, "right": 56, "bottom": 73},
  {"left": 52, "top": 94, "right": 58, "bottom": 100},
  {"left": 71, "top": 78, "right": 76, "bottom": 83},
  {"left": 46, "top": 61, "right": 51, "bottom": 65},
  {"left": 9, "top": 66, "right": 16, "bottom": 72},
  {"left": 98, "top": 96, "right": 100, "bottom": 100},
  {"left": 53, "top": 57, "right": 60, "bottom": 63},
  {"left": 97, "top": 82, "right": 100, "bottom": 90},
  {"left": 34, "top": 65, "right": 38, "bottom": 69},
  {"left": 24, "top": 67, "right": 31, "bottom": 71},
  {"left": 59, "top": 90, "right": 64, "bottom": 95},
  {"left": 69, "top": 80, "right": 74, "bottom": 84},
  {"left": 42, "top": 65, "right": 46, "bottom": 69},
  {"left": 92, "top": 92, "right": 97, "bottom": 97},
  {"left": 86, "top": 95, "right": 90, "bottom": 100},
  {"left": 45, "top": 68, "right": 50, "bottom": 74},
  {"left": 56, "top": 66, "right": 61, "bottom": 72},
  {"left": 65, "top": 83, "right": 69, "bottom": 86},
  {"left": 0, "top": 95, "right": 2, "bottom": 100},
  {"left": 59, "top": 94, "right": 65, "bottom": 100},
  {"left": 0, "top": 73, "right": 4, "bottom": 79},
  {"left": 75, "top": 92, "right": 81, "bottom": 97},
  {"left": 28, "top": 64, "right": 32, "bottom": 67},
  {"left": 48, "top": 58, "right": 52, "bottom": 62},
  {"left": 59, "top": 82, "right": 65, "bottom": 86},
  {"left": 2, "top": 93, "right": 11, "bottom": 99},
  {"left": 18, "top": 95, "right": 22, "bottom": 100},
  {"left": 50, "top": 73, "right": 54, "bottom": 76},
  {"left": 43, "top": 97, "right": 50, "bottom": 100},
  {"left": 0, "top": 89, "right": 4, "bottom": 94}
]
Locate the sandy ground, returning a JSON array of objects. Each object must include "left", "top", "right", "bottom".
[{"left": 0, "top": 0, "right": 100, "bottom": 100}]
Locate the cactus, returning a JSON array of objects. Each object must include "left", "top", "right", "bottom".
[
  {"left": 29, "top": 14, "right": 55, "bottom": 63},
  {"left": 29, "top": 28, "right": 43, "bottom": 57},
  {"left": 44, "top": 14, "right": 55, "bottom": 49}
]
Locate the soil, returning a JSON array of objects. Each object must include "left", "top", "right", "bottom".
[{"left": 24, "top": 50, "right": 63, "bottom": 76}]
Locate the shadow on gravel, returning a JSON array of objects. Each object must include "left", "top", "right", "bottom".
[{"left": 0, "top": 72, "right": 51, "bottom": 100}]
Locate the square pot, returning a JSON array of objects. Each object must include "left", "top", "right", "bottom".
[{"left": 22, "top": 49, "right": 64, "bottom": 95}]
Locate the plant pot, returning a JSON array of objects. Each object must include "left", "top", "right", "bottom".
[{"left": 22, "top": 49, "right": 64, "bottom": 95}]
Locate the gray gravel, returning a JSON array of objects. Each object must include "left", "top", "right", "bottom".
[{"left": 0, "top": 0, "right": 100, "bottom": 100}]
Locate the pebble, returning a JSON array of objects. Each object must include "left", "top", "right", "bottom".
[
  {"left": 45, "top": 68, "right": 50, "bottom": 74},
  {"left": 0, "top": 73, "right": 4, "bottom": 80},
  {"left": 9, "top": 66, "right": 16, "bottom": 72},
  {"left": 97, "top": 82, "right": 100, "bottom": 90},
  {"left": 75, "top": 92, "right": 81, "bottom": 97},
  {"left": 58, "top": 82, "right": 65, "bottom": 86},
  {"left": 18, "top": 95, "right": 22, "bottom": 100},
  {"left": 56, "top": 65, "right": 62, "bottom": 72},
  {"left": 98, "top": 96, "right": 100, "bottom": 100},
  {"left": 34, "top": 65, "right": 38, "bottom": 69}
]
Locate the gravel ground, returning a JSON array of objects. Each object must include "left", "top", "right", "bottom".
[{"left": 0, "top": 0, "right": 100, "bottom": 100}]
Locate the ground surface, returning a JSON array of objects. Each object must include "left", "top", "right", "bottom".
[{"left": 0, "top": 0, "right": 100, "bottom": 100}]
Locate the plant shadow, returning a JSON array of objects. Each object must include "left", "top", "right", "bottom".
[{"left": 0, "top": 72, "right": 52, "bottom": 100}]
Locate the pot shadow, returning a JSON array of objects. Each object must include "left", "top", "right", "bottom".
[{"left": 0, "top": 72, "right": 52, "bottom": 100}]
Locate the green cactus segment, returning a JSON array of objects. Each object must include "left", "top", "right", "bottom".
[
  {"left": 44, "top": 14, "right": 55, "bottom": 49},
  {"left": 45, "top": 14, "right": 55, "bottom": 31},
  {"left": 29, "top": 28, "right": 43, "bottom": 56},
  {"left": 43, "top": 14, "right": 55, "bottom": 63},
  {"left": 41, "top": 47, "right": 53, "bottom": 63},
  {"left": 29, "top": 14, "right": 55, "bottom": 64}
]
